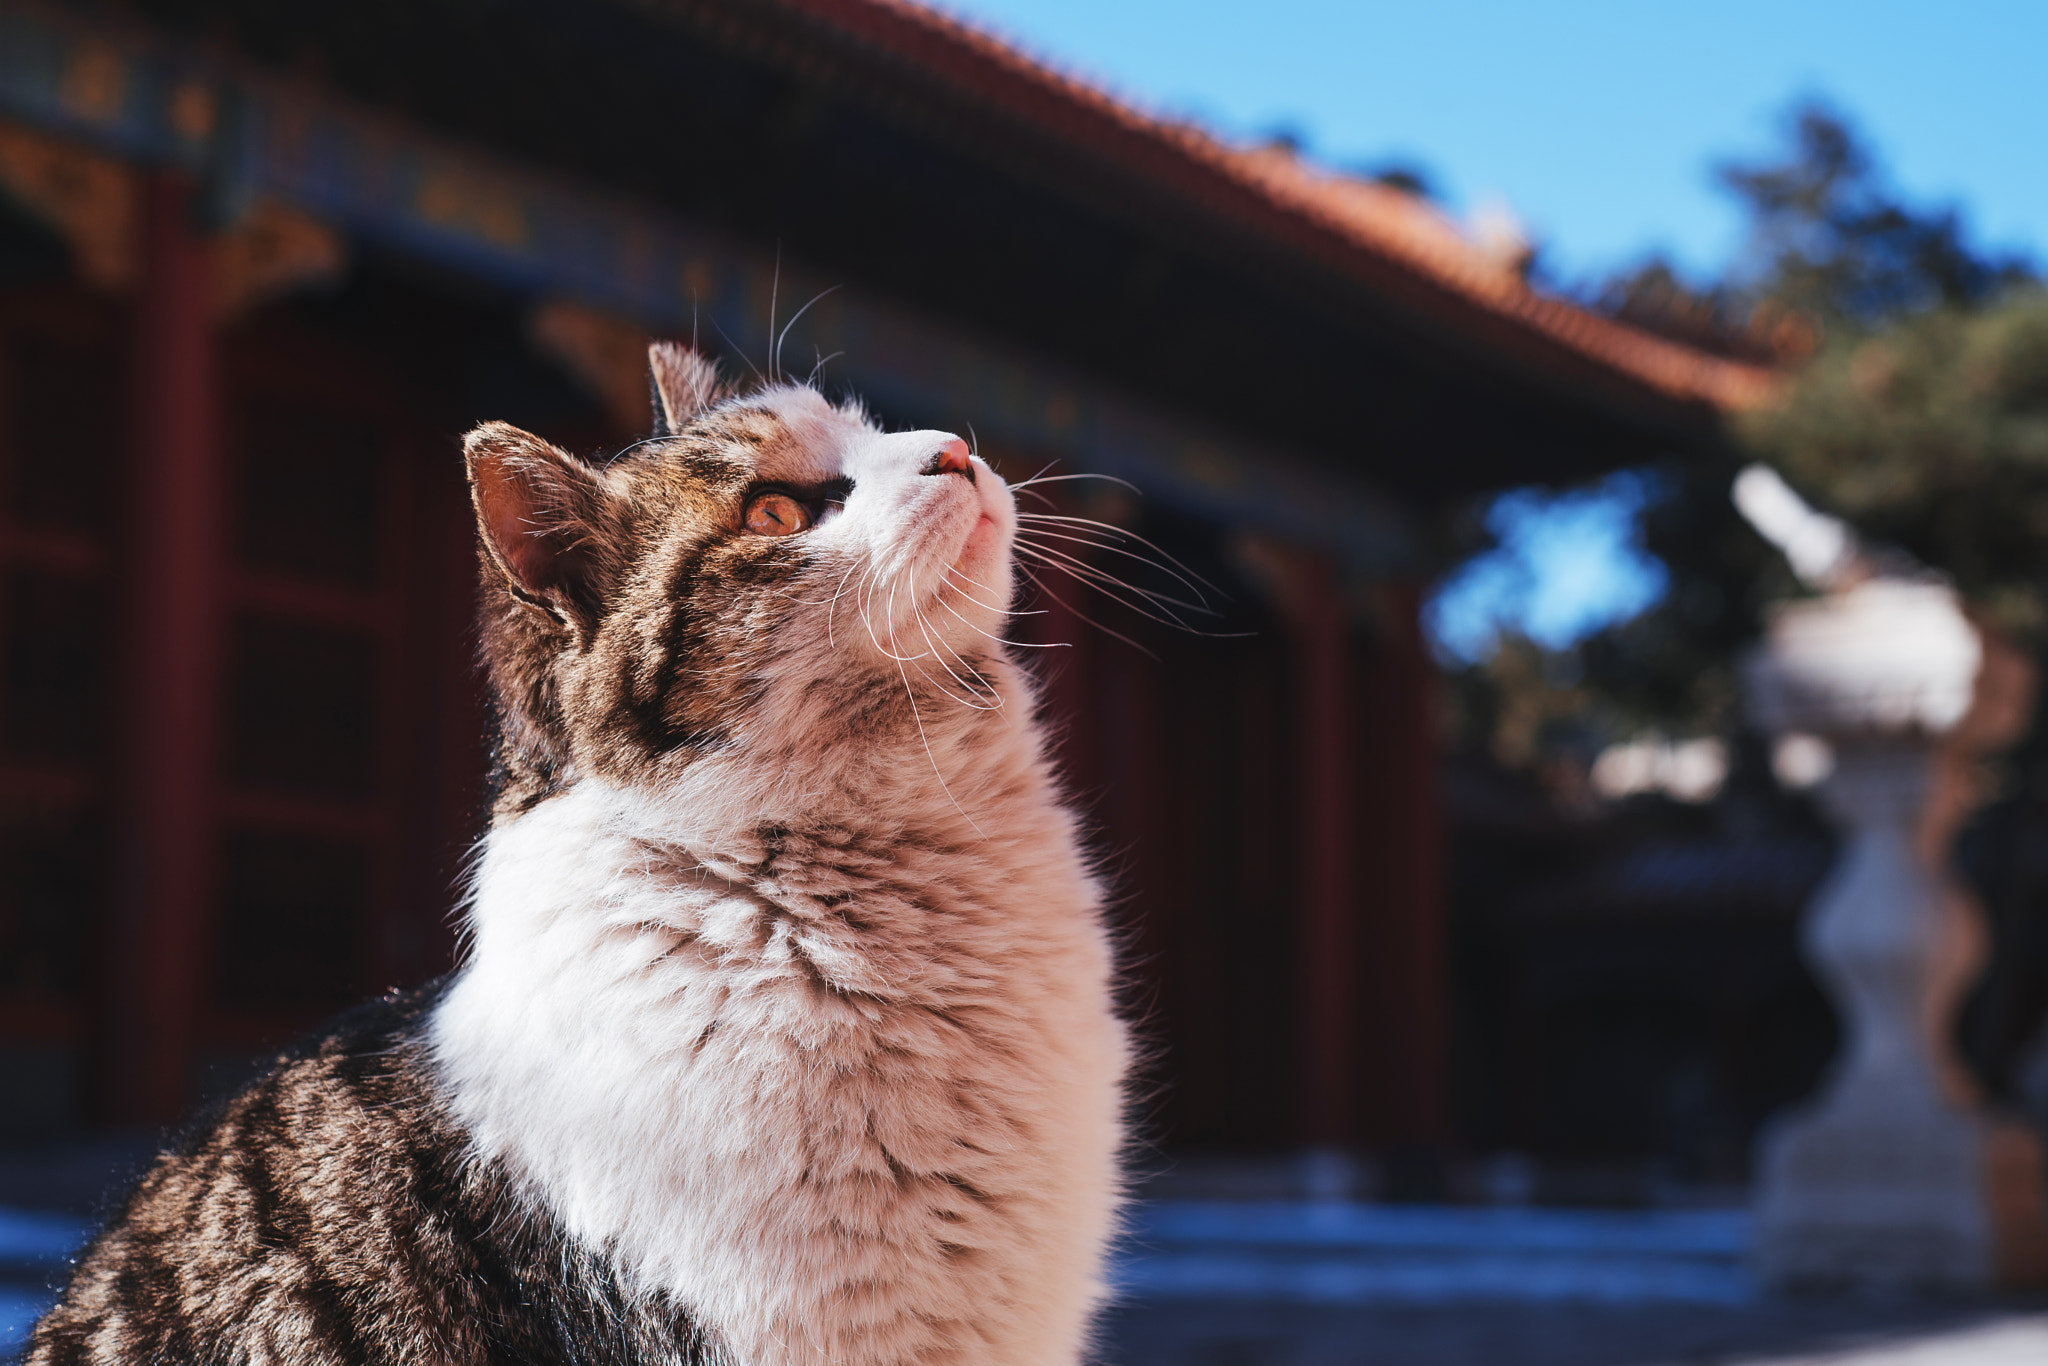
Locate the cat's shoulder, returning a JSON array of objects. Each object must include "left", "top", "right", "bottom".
[
  {"left": 179, "top": 978, "right": 454, "bottom": 1150},
  {"left": 24, "top": 981, "right": 518, "bottom": 1365},
  {"left": 86, "top": 980, "right": 467, "bottom": 1250}
]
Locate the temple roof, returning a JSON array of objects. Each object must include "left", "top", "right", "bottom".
[
  {"left": 726, "top": 0, "right": 1774, "bottom": 415},
  {"left": 26, "top": 0, "right": 1774, "bottom": 507}
]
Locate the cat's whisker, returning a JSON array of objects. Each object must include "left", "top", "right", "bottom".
[
  {"left": 864, "top": 572, "right": 934, "bottom": 664},
  {"left": 1017, "top": 545, "right": 1177, "bottom": 628},
  {"left": 939, "top": 560, "right": 1001, "bottom": 593},
  {"left": 1007, "top": 470, "right": 1144, "bottom": 495},
  {"left": 1014, "top": 512, "right": 1225, "bottom": 599},
  {"left": 1016, "top": 563, "right": 1158, "bottom": 659},
  {"left": 913, "top": 606, "right": 1004, "bottom": 711},
  {"left": 856, "top": 559, "right": 904, "bottom": 658},
  {"left": 1012, "top": 534, "right": 1210, "bottom": 616},
  {"left": 770, "top": 561, "right": 868, "bottom": 609},
  {"left": 813, "top": 559, "right": 870, "bottom": 610},
  {"left": 917, "top": 599, "right": 997, "bottom": 686},
  {"left": 1014, "top": 524, "right": 1218, "bottom": 608},
  {"left": 934, "top": 591, "right": 1066, "bottom": 649},
  {"left": 941, "top": 563, "right": 1034, "bottom": 617},
  {"left": 1003, "top": 462, "right": 1068, "bottom": 510},
  {"left": 1013, "top": 540, "right": 1212, "bottom": 623},
  {"left": 918, "top": 670, "right": 1002, "bottom": 714},
  {"left": 912, "top": 650, "right": 1004, "bottom": 713},
  {"left": 890, "top": 632, "right": 988, "bottom": 839},
  {"left": 911, "top": 593, "right": 970, "bottom": 666},
  {"left": 806, "top": 349, "right": 845, "bottom": 385},
  {"left": 1016, "top": 555, "right": 1213, "bottom": 627},
  {"left": 825, "top": 560, "right": 870, "bottom": 651},
  {"left": 854, "top": 560, "right": 885, "bottom": 659},
  {"left": 1015, "top": 545, "right": 1247, "bottom": 641},
  {"left": 886, "top": 574, "right": 940, "bottom": 663},
  {"left": 774, "top": 285, "right": 844, "bottom": 386},
  {"left": 705, "top": 311, "right": 767, "bottom": 388},
  {"left": 859, "top": 566, "right": 892, "bottom": 659}
]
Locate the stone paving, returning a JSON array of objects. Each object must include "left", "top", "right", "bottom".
[
  {"left": 1103, "top": 1201, "right": 2048, "bottom": 1365},
  {"left": 4, "top": 1151, "right": 2045, "bottom": 1365},
  {"left": 1103, "top": 1301, "right": 2048, "bottom": 1366},
  {"left": 1118, "top": 1203, "right": 1755, "bottom": 1305}
]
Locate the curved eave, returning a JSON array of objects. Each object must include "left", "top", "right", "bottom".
[{"left": 639, "top": 0, "right": 1778, "bottom": 443}]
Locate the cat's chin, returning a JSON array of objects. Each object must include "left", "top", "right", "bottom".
[
  {"left": 959, "top": 511, "right": 1001, "bottom": 560},
  {"left": 941, "top": 514, "right": 1010, "bottom": 606}
]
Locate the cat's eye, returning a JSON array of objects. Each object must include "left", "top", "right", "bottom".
[{"left": 743, "top": 492, "right": 812, "bottom": 537}]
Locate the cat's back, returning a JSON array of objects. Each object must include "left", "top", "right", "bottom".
[{"left": 23, "top": 985, "right": 707, "bottom": 1366}]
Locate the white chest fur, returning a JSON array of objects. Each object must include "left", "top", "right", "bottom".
[{"left": 430, "top": 779, "right": 1126, "bottom": 1366}]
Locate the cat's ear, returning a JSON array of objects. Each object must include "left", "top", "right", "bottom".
[
  {"left": 464, "top": 421, "right": 610, "bottom": 629},
  {"left": 647, "top": 341, "right": 724, "bottom": 436}
]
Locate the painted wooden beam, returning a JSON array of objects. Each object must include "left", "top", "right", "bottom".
[{"left": 0, "top": 1, "right": 1418, "bottom": 573}]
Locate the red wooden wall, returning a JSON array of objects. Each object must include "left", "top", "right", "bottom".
[
  {"left": 0, "top": 179, "right": 489, "bottom": 1127},
  {"left": 0, "top": 204, "right": 1450, "bottom": 1160}
]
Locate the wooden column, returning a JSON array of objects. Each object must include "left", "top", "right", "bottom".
[
  {"left": 99, "top": 173, "right": 222, "bottom": 1123},
  {"left": 1359, "top": 581, "right": 1448, "bottom": 1147},
  {"left": 1288, "top": 552, "right": 1356, "bottom": 1149}
]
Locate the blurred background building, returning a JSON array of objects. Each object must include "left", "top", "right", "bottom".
[
  {"left": 0, "top": 0, "right": 1786, "bottom": 1183},
  {"left": 12, "top": 0, "right": 2048, "bottom": 1361}
]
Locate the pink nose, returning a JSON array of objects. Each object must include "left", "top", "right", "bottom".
[{"left": 924, "top": 438, "right": 973, "bottom": 477}]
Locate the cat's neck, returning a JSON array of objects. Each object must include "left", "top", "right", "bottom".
[{"left": 538, "top": 654, "right": 1054, "bottom": 859}]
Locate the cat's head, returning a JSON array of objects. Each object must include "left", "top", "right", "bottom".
[{"left": 466, "top": 342, "right": 1016, "bottom": 810}]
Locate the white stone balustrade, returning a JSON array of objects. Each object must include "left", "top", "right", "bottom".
[{"left": 1744, "top": 574, "right": 2048, "bottom": 1289}]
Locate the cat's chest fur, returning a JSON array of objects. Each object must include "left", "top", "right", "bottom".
[{"left": 432, "top": 769, "right": 1126, "bottom": 1366}]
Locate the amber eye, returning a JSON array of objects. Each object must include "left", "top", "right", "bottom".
[{"left": 743, "top": 491, "right": 812, "bottom": 537}]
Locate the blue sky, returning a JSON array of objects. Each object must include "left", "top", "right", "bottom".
[
  {"left": 937, "top": 0, "right": 2045, "bottom": 285},
  {"left": 938, "top": 0, "right": 2045, "bottom": 658},
  {"left": 1423, "top": 475, "right": 1668, "bottom": 665}
]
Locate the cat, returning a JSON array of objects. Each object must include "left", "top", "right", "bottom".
[{"left": 24, "top": 343, "right": 1130, "bottom": 1366}]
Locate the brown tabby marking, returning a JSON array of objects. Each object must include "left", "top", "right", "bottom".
[
  {"left": 24, "top": 987, "right": 715, "bottom": 1366},
  {"left": 473, "top": 398, "right": 877, "bottom": 817}
]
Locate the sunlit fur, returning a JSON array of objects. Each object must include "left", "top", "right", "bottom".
[{"left": 436, "top": 372, "right": 1130, "bottom": 1366}]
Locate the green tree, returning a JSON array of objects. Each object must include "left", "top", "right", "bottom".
[
  {"left": 1717, "top": 104, "right": 2029, "bottom": 326},
  {"left": 1569, "top": 103, "right": 2039, "bottom": 738},
  {"left": 1738, "top": 292, "right": 2048, "bottom": 639}
]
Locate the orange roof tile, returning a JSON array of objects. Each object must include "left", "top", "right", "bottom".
[{"left": 750, "top": 0, "right": 1779, "bottom": 417}]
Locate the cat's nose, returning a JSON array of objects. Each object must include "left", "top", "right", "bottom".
[{"left": 921, "top": 438, "right": 974, "bottom": 481}]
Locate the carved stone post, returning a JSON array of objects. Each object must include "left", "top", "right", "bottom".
[{"left": 1745, "top": 579, "right": 2048, "bottom": 1289}]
